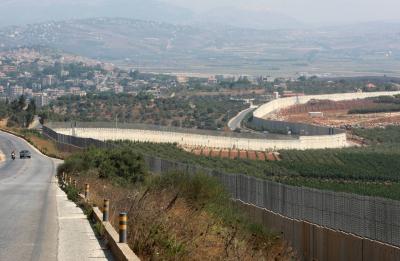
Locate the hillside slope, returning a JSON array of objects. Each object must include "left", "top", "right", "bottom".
[{"left": 1, "top": 18, "right": 400, "bottom": 75}]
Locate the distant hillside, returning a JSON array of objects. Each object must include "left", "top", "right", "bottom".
[
  {"left": 1, "top": 18, "right": 400, "bottom": 76},
  {"left": 194, "top": 6, "right": 303, "bottom": 30},
  {"left": 0, "top": 0, "right": 193, "bottom": 27},
  {"left": 0, "top": 0, "right": 301, "bottom": 30}
]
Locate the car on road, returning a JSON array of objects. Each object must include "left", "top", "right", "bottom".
[{"left": 19, "top": 150, "right": 31, "bottom": 159}]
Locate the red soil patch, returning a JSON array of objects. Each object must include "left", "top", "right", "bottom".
[
  {"left": 247, "top": 151, "right": 257, "bottom": 160},
  {"left": 275, "top": 98, "right": 400, "bottom": 129},
  {"left": 210, "top": 150, "right": 221, "bottom": 157},
  {"left": 220, "top": 150, "right": 230, "bottom": 158},
  {"left": 266, "top": 152, "right": 276, "bottom": 161},
  {"left": 192, "top": 149, "right": 202, "bottom": 156},
  {"left": 239, "top": 150, "right": 248, "bottom": 159},
  {"left": 257, "top": 152, "right": 266, "bottom": 161},
  {"left": 230, "top": 150, "right": 239, "bottom": 159},
  {"left": 187, "top": 147, "right": 279, "bottom": 162},
  {"left": 202, "top": 148, "right": 211, "bottom": 157}
]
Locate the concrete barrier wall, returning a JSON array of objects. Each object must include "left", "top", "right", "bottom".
[
  {"left": 53, "top": 127, "right": 348, "bottom": 150},
  {"left": 243, "top": 91, "right": 400, "bottom": 146},
  {"left": 249, "top": 117, "right": 343, "bottom": 135},
  {"left": 253, "top": 91, "right": 400, "bottom": 118},
  {"left": 43, "top": 126, "right": 400, "bottom": 260}
]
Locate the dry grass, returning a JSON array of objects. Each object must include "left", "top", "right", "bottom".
[
  {"left": 0, "top": 126, "right": 71, "bottom": 159},
  {"left": 0, "top": 118, "right": 7, "bottom": 128},
  {"left": 72, "top": 174, "right": 296, "bottom": 261},
  {"left": 23, "top": 133, "right": 71, "bottom": 159}
]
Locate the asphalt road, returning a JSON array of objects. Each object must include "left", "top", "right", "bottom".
[
  {"left": 227, "top": 107, "right": 257, "bottom": 131},
  {"left": 0, "top": 131, "right": 58, "bottom": 260}
]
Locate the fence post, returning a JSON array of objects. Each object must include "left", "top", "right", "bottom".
[
  {"left": 103, "top": 199, "right": 110, "bottom": 222},
  {"left": 119, "top": 212, "right": 128, "bottom": 243},
  {"left": 73, "top": 180, "right": 77, "bottom": 188},
  {"left": 85, "top": 184, "right": 89, "bottom": 199}
]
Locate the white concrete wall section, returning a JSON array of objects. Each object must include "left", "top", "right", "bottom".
[
  {"left": 54, "top": 128, "right": 348, "bottom": 151},
  {"left": 253, "top": 91, "right": 400, "bottom": 118}
]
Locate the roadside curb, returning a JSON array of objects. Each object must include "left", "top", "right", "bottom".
[
  {"left": 92, "top": 207, "right": 140, "bottom": 261},
  {"left": 73, "top": 191, "right": 140, "bottom": 261}
]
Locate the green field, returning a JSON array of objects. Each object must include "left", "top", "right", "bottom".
[{"left": 111, "top": 126, "right": 400, "bottom": 200}]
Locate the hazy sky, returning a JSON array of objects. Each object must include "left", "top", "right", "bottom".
[
  {"left": 1, "top": 0, "right": 399, "bottom": 27},
  {"left": 162, "top": 0, "right": 400, "bottom": 24}
]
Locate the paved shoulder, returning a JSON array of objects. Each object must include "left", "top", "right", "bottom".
[
  {"left": 0, "top": 130, "right": 113, "bottom": 261},
  {"left": 56, "top": 185, "right": 113, "bottom": 261}
]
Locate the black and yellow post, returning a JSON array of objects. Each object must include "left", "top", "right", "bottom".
[
  {"left": 85, "top": 184, "right": 89, "bottom": 199},
  {"left": 119, "top": 212, "right": 127, "bottom": 243},
  {"left": 103, "top": 199, "right": 110, "bottom": 222}
]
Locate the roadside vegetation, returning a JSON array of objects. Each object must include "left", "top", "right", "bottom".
[
  {"left": 56, "top": 125, "right": 400, "bottom": 259},
  {"left": 18, "top": 129, "right": 67, "bottom": 159},
  {"left": 58, "top": 149, "right": 295, "bottom": 260},
  {"left": 0, "top": 96, "right": 36, "bottom": 128},
  {"left": 0, "top": 124, "right": 69, "bottom": 159},
  {"left": 58, "top": 147, "right": 147, "bottom": 184}
]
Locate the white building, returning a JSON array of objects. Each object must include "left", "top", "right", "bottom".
[
  {"left": 42, "top": 75, "right": 56, "bottom": 87},
  {"left": 9, "top": 85, "right": 23, "bottom": 98},
  {"left": 33, "top": 93, "right": 49, "bottom": 108},
  {"left": 114, "top": 85, "right": 124, "bottom": 94}
]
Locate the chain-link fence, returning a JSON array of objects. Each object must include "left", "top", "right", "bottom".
[{"left": 43, "top": 125, "right": 400, "bottom": 248}]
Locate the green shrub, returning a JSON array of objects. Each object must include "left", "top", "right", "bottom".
[
  {"left": 58, "top": 146, "right": 147, "bottom": 183},
  {"left": 65, "top": 185, "right": 79, "bottom": 202}
]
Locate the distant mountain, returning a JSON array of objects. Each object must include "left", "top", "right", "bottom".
[
  {"left": 0, "top": 0, "right": 304, "bottom": 31},
  {"left": 0, "top": 18, "right": 399, "bottom": 76},
  {"left": 0, "top": 0, "right": 193, "bottom": 27},
  {"left": 194, "top": 7, "right": 303, "bottom": 30}
]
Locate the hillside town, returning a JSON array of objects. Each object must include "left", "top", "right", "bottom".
[
  {"left": 0, "top": 49, "right": 187, "bottom": 105},
  {"left": 0, "top": 49, "right": 275, "bottom": 108}
]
